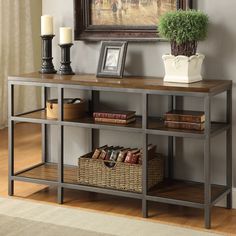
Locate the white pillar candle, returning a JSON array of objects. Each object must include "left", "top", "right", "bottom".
[
  {"left": 41, "top": 15, "right": 54, "bottom": 35},
  {"left": 60, "top": 27, "right": 73, "bottom": 44}
]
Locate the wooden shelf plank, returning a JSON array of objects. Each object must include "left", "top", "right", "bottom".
[
  {"left": 14, "top": 110, "right": 143, "bottom": 132},
  {"left": 66, "top": 116, "right": 143, "bottom": 129},
  {"left": 14, "top": 110, "right": 229, "bottom": 138},
  {"left": 148, "top": 179, "right": 228, "bottom": 204},
  {"left": 16, "top": 163, "right": 228, "bottom": 206},
  {"left": 16, "top": 163, "right": 77, "bottom": 184},
  {"left": 147, "top": 119, "right": 229, "bottom": 138},
  {"left": 9, "top": 72, "right": 232, "bottom": 94},
  {"left": 15, "top": 163, "right": 142, "bottom": 199}
]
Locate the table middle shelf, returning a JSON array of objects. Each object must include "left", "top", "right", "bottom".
[{"left": 12, "top": 109, "right": 230, "bottom": 139}]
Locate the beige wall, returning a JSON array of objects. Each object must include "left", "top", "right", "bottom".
[{"left": 42, "top": 0, "right": 236, "bottom": 189}]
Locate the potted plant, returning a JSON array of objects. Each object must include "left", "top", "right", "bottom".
[{"left": 159, "top": 10, "right": 209, "bottom": 83}]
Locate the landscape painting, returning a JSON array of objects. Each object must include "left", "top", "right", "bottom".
[
  {"left": 74, "top": 0, "right": 191, "bottom": 41},
  {"left": 91, "top": 0, "right": 177, "bottom": 26}
]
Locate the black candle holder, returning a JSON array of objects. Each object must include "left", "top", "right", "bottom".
[
  {"left": 58, "top": 44, "right": 75, "bottom": 75},
  {"left": 39, "top": 35, "right": 57, "bottom": 74}
]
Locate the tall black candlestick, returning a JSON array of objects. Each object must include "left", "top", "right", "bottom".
[
  {"left": 39, "top": 35, "right": 57, "bottom": 74},
  {"left": 58, "top": 44, "right": 75, "bottom": 75}
]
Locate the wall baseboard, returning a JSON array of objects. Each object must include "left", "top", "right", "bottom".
[{"left": 216, "top": 188, "right": 236, "bottom": 209}]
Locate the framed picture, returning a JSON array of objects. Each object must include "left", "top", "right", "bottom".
[
  {"left": 97, "top": 41, "right": 128, "bottom": 78},
  {"left": 74, "top": 0, "right": 193, "bottom": 41}
]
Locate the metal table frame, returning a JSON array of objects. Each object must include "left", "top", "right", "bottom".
[{"left": 8, "top": 79, "right": 232, "bottom": 229}]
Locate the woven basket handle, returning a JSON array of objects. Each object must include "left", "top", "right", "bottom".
[{"left": 103, "top": 160, "right": 117, "bottom": 169}]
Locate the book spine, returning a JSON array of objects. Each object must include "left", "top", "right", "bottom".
[
  {"left": 165, "top": 114, "right": 203, "bottom": 123},
  {"left": 93, "top": 113, "right": 128, "bottom": 120},
  {"left": 164, "top": 121, "right": 204, "bottom": 131},
  {"left": 95, "top": 117, "right": 135, "bottom": 124}
]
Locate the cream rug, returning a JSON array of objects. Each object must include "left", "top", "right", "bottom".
[{"left": 0, "top": 197, "right": 221, "bottom": 236}]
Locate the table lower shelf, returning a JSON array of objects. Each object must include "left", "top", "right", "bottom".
[
  {"left": 147, "top": 180, "right": 229, "bottom": 208},
  {"left": 15, "top": 163, "right": 77, "bottom": 184},
  {"left": 14, "top": 163, "right": 229, "bottom": 208}
]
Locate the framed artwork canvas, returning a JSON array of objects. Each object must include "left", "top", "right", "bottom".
[{"left": 74, "top": 0, "right": 193, "bottom": 41}]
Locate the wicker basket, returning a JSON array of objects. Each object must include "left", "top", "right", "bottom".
[
  {"left": 77, "top": 153, "right": 164, "bottom": 193},
  {"left": 46, "top": 98, "right": 86, "bottom": 120}
]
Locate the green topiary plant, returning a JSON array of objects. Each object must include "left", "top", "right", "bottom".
[{"left": 159, "top": 10, "right": 209, "bottom": 57}]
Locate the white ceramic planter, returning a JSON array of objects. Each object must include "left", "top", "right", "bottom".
[{"left": 162, "top": 53, "right": 205, "bottom": 83}]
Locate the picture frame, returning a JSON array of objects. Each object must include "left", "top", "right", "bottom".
[
  {"left": 74, "top": 0, "right": 193, "bottom": 41},
  {"left": 97, "top": 41, "right": 128, "bottom": 78}
]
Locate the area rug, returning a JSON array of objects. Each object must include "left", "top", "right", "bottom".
[{"left": 0, "top": 197, "right": 221, "bottom": 236}]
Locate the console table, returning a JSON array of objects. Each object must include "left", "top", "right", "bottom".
[{"left": 8, "top": 73, "right": 232, "bottom": 229}]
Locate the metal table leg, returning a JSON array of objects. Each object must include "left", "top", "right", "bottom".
[
  {"left": 168, "top": 95, "right": 174, "bottom": 179},
  {"left": 226, "top": 89, "right": 232, "bottom": 209},
  {"left": 58, "top": 87, "right": 64, "bottom": 204},
  {"left": 42, "top": 87, "right": 48, "bottom": 163},
  {"left": 204, "top": 95, "right": 211, "bottom": 229},
  {"left": 142, "top": 93, "right": 148, "bottom": 218},
  {"left": 8, "top": 83, "right": 14, "bottom": 196}
]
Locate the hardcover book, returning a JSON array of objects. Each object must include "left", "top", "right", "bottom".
[
  {"left": 104, "top": 149, "right": 113, "bottom": 161},
  {"left": 94, "top": 117, "right": 136, "bottom": 124},
  {"left": 165, "top": 120, "right": 205, "bottom": 131},
  {"left": 99, "top": 149, "right": 108, "bottom": 160},
  {"left": 104, "top": 146, "right": 121, "bottom": 160},
  {"left": 92, "top": 149, "right": 101, "bottom": 159},
  {"left": 93, "top": 110, "right": 136, "bottom": 120},
  {"left": 110, "top": 148, "right": 123, "bottom": 162},
  {"left": 124, "top": 150, "right": 141, "bottom": 164},
  {"left": 116, "top": 148, "right": 130, "bottom": 162},
  {"left": 165, "top": 110, "right": 205, "bottom": 123},
  {"left": 92, "top": 145, "right": 108, "bottom": 159}
]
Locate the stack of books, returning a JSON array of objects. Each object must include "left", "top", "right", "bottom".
[
  {"left": 93, "top": 110, "right": 136, "bottom": 125},
  {"left": 164, "top": 110, "right": 205, "bottom": 131}
]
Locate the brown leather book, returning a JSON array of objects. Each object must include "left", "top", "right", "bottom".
[
  {"left": 165, "top": 121, "right": 205, "bottom": 131},
  {"left": 165, "top": 110, "right": 205, "bottom": 123},
  {"left": 99, "top": 148, "right": 108, "bottom": 160},
  {"left": 92, "top": 145, "right": 108, "bottom": 159},
  {"left": 93, "top": 110, "right": 136, "bottom": 120},
  {"left": 124, "top": 150, "right": 140, "bottom": 164},
  {"left": 92, "top": 149, "right": 101, "bottom": 159},
  {"left": 116, "top": 148, "right": 130, "bottom": 162},
  {"left": 94, "top": 117, "right": 136, "bottom": 124}
]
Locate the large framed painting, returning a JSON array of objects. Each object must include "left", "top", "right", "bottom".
[{"left": 74, "top": 0, "right": 193, "bottom": 41}]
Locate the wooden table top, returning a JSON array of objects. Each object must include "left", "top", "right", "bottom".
[{"left": 9, "top": 72, "right": 232, "bottom": 93}]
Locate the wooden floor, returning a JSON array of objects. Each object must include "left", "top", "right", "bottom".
[{"left": 0, "top": 123, "right": 236, "bottom": 235}]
